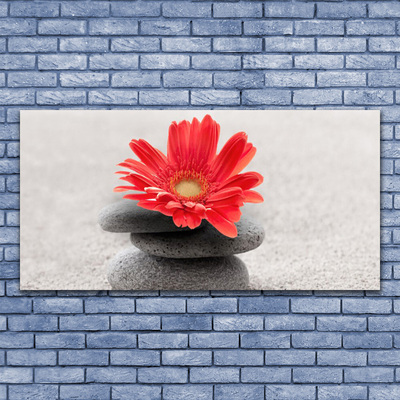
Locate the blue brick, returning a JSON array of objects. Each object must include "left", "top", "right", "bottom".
[
  {"left": 0, "top": 160, "right": 19, "bottom": 174},
  {"left": 162, "top": 38, "right": 210, "bottom": 53},
  {"left": 0, "top": 54, "right": 35, "bottom": 70},
  {"left": 193, "top": 54, "right": 241, "bottom": 70},
  {"left": 343, "top": 299, "right": 392, "bottom": 314},
  {"left": 60, "top": 385, "right": 110, "bottom": 400},
  {"left": 369, "top": 350, "right": 400, "bottom": 366},
  {"left": 89, "top": 19, "right": 138, "bottom": 35},
  {"left": 293, "top": 367, "right": 342, "bottom": 383},
  {"left": 214, "top": 38, "right": 262, "bottom": 53},
  {"left": 370, "top": 386, "right": 400, "bottom": 400},
  {"left": 60, "top": 38, "right": 108, "bottom": 53},
  {"left": 292, "top": 333, "right": 341, "bottom": 349},
  {"left": 191, "top": 90, "right": 239, "bottom": 106},
  {"left": 162, "top": 315, "right": 211, "bottom": 331},
  {"left": 35, "top": 367, "right": 84, "bottom": 383},
  {"left": 0, "top": 19, "right": 36, "bottom": 36},
  {"left": 86, "top": 367, "right": 136, "bottom": 383},
  {"left": 241, "top": 332, "right": 290, "bottom": 349},
  {"left": 317, "top": 3, "right": 366, "bottom": 19},
  {"left": 90, "top": 54, "right": 138, "bottom": 70},
  {"left": 163, "top": 71, "right": 211, "bottom": 88},
  {"left": 60, "top": 315, "right": 109, "bottom": 331},
  {"left": 345, "top": 90, "right": 393, "bottom": 105},
  {"left": 242, "top": 367, "right": 291, "bottom": 383},
  {"left": 317, "top": 316, "right": 366, "bottom": 331},
  {"left": 140, "top": 20, "right": 189, "bottom": 36},
  {"left": 265, "top": 315, "right": 315, "bottom": 331},
  {"left": 239, "top": 297, "right": 289, "bottom": 313},
  {"left": 62, "top": 2, "right": 110, "bottom": 17},
  {"left": 37, "top": 90, "right": 86, "bottom": 105},
  {"left": 318, "top": 71, "right": 366, "bottom": 87},
  {"left": 347, "top": 20, "right": 395, "bottom": 36},
  {"left": 110, "top": 350, "right": 159, "bottom": 366},
  {"left": 190, "top": 366, "right": 238, "bottom": 383},
  {"left": 7, "top": 349, "right": 56, "bottom": 366},
  {"left": 33, "top": 298, "right": 83, "bottom": 314},
  {"left": 111, "top": 315, "right": 160, "bottom": 331},
  {"left": 141, "top": 54, "right": 189, "bottom": 70},
  {"left": 193, "top": 20, "right": 241, "bottom": 36},
  {"left": 346, "top": 55, "right": 395, "bottom": 69},
  {"left": 264, "top": 37, "right": 314, "bottom": 52},
  {"left": 136, "top": 298, "right": 185, "bottom": 313},
  {"left": 187, "top": 298, "right": 237, "bottom": 313},
  {"left": 9, "top": 385, "right": 58, "bottom": 399},
  {"left": 4, "top": 249, "right": 19, "bottom": 264},
  {"left": 0, "top": 3, "right": 6, "bottom": 17},
  {"left": 0, "top": 74, "right": 4, "bottom": 87},
  {"left": 59, "top": 350, "right": 109, "bottom": 366},
  {"left": 39, "top": 19, "right": 86, "bottom": 35},
  {"left": 189, "top": 333, "right": 238, "bottom": 348},
  {"left": 112, "top": 38, "right": 159, "bottom": 53},
  {"left": 138, "top": 367, "right": 187, "bottom": 383},
  {"left": 214, "top": 384, "right": 264, "bottom": 400},
  {"left": 9, "top": 37, "right": 57, "bottom": 53},
  {"left": 112, "top": 2, "right": 160, "bottom": 17},
  {"left": 163, "top": 385, "right": 212, "bottom": 400},
  {"left": 10, "top": 2, "right": 59, "bottom": 17},
  {"left": 369, "top": 316, "right": 400, "bottom": 331},
  {"left": 38, "top": 54, "right": 87, "bottom": 70},
  {"left": 0, "top": 297, "right": 31, "bottom": 313},
  {"left": 265, "top": 385, "right": 316, "bottom": 400},
  {"left": 343, "top": 333, "right": 392, "bottom": 349},
  {"left": 265, "top": 72, "right": 314, "bottom": 88},
  {"left": 369, "top": 2, "right": 400, "bottom": 18},
  {"left": 87, "top": 332, "right": 136, "bottom": 349},
  {"left": 6, "top": 175, "right": 20, "bottom": 193},
  {"left": 214, "top": 315, "right": 263, "bottom": 331},
  {"left": 244, "top": 21, "right": 292, "bottom": 36},
  {"left": 242, "top": 89, "right": 291, "bottom": 105},
  {"left": 265, "top": 350, "right": 315, "bottom": 365},
  {"left": 0, "top": 332, "right": 33, "bottom": 348},
  {"left": 292, "top": 298, "right": 341, "bottom": 313},
  {"left": 372, "top": 72, "right": 400, "bottom": 87},
  {"left": 318, "top": 350, "right": 366, "bottom": 366},
  {"left": 85, "top": 298, "right": 135, "bottom": 313},
  {"left": 0, "top": 263, "right": 19, "bottom": 278},
  {"left": 265, "top": 2, "right": 314, "bottom": 18},
  {"left": 163, "top": 2, "right": 210, "bottom": 18},
  {"left": 213, "top": 3, "right": 262, "bottom": 18},
  {"left": 162, "top": 350, "right": 211, "bottom": 366},
  {"left": 140, "top": 90, "right": 188, "bottom": 105},
  {"left": 318, "top": 385, "right": 367, "bottom": 400},
  {"left": 60, "top": 72, "right": 109, "bottom": 87},
  {"left": 139, "top": 333, "right": 187, "bottom": 349},
  {"left": 318, "top": 38, "right": 366, "bottom": 53},
  {"left": 112, "top": 385, "right": 161, "bottom": 400},
  {"left": 8, "top": 315, "right": 57, "bottom": 331},
  {"left": 295, "top": 20, "right": 344, "bottom": 36},
  {"left": 0, "top": 124, "right": 19, "bottom": 139},
  {"left": 8, "top": 72, "right": 57, "bottom": 88},
  {"left": 295, "top": 55, "right": 344, "bottom": 69},
  {"left": 214, "top": 350, "right": 264, "bottom": 366},
  {"left": 0, "top": 367, "right": 32, "bottom": 383},
  {"left": 370, "top": 38, "right": 400, "bottom": 53},
  {"left": 345, "top": 367, "right": 393, "bottom": 383}
]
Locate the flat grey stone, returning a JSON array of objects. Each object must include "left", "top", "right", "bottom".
[
  {"left": 108, "top": 248, "right": 249, "bottom": 290},
  {"left": 99, "top": 200, "right": 198, "bottom": 233},
  {"left": 130, "top": 216, "right": 264, "bottom": 258}
]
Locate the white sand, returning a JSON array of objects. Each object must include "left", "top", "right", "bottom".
[{"left": 20, "top": 110, "right": 380, "bottom": 290}]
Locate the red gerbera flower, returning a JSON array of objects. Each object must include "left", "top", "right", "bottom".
[{"left": 114, "top": 114, "right": 264, "bottom": 238}]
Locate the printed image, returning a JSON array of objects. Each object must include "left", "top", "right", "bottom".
[{"left": 20, "top": 110, "right": 380, "bottom": 290}]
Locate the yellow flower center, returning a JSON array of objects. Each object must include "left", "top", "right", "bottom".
[
  {"left": 174, "top": 179, "right": 202, "bottom": 198},
  {"left": 170, "top": 170, "right": 209, "bottom": 201}
]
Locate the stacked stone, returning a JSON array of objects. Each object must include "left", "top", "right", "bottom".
[{"left": 99, "top": 200, "right": 264, "bottom": 290}]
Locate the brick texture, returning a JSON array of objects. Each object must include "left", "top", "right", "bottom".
[{"left": 0, "top": 0, "right": 399, "bottom": 398}]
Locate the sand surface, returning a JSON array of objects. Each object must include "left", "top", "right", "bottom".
[{"left": 20, "top": 110, "right": 380, "bottom": 290}]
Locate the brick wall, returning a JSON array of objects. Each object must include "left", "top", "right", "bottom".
[{"left": 1, "top": 1, "right": 400, "bottom": 399}]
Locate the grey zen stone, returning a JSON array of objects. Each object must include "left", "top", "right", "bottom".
[
  {"left": 98, "top": 200, "right": 197, "bottom": 233},
  {"left": 108, "top": 248, "right": 249, "bottom": 290},
  {"left": 130, "top": 216, "right": 264, "bottom": 258}
]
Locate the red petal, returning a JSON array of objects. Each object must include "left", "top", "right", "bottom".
[
  {"left": 243, "top": 190, "right": 264, "bottom": 203},
  {"left": 207, "top": 187, "right": 243, "bottom": 202},
  {"left": 130, "top": 139, "right": 167, "bottom": 173},
  {"left": 214, "top": 206, "right": 242, "bottom": 223},
  {"left": 185, "top": 212, "right": 203, "bottom": 229},
  {"left": 173, "top": 209, "right": 187, "bottom": 228},
  {"left": 231, "top": 143, "right": 256, "bottom": 176},
  {"left": 120, "top": 173, "right": 154, "bottom": 190},
  {"left": 123, "top": 193, "right": 155, "bottom": 200},
  {"left": 118, "top": 159, "right": 154, "bottom": 179},
  {"left": 219, "top": 171, "right": 263, "bottom": 191},
  {"left": 165, "top": 201, "right": 183, "bottom": 209},
  {"left": 167, "top": 120, "right": 190, "bottom": 165},
  {"left": 114, "top": 185, "right": 138, "bottom": 192},
  {"left": 211, "top": 132, "right": 247, "bottom": 182},
  {"left": 206, "top": 209, "right": 238, "bottom": 238}
]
